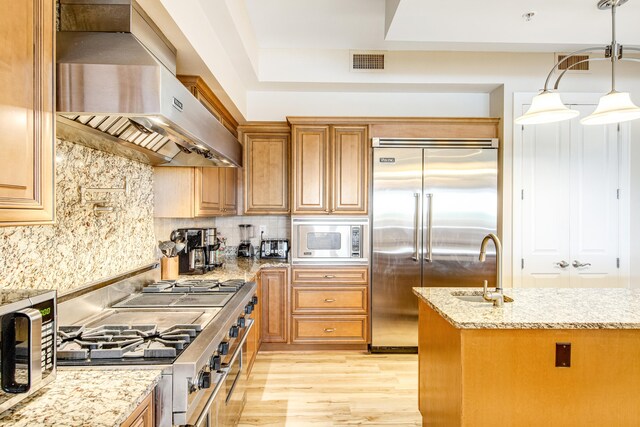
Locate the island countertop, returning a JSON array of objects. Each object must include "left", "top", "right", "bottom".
[
  {"left": 413, "top": 287, "right": 640, "bottom": 329},
  {"left": 0, "top": 368, "right": 162, "bottom": 427}
]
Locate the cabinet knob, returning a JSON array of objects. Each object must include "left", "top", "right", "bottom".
[
  {"left": 324, "top": 298, "right": 336, "bottom": 303},
  {"left": 324, "top": 275, "right": 336, "bottom": 278},
  {"left": 324, "top": 328, "right": 336, "bottom": 333}
]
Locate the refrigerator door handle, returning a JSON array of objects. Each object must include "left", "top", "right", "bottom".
[
  {"left": 412, "top": 193, "right": 420, "bottom": 261},
  {"left": 424, "top": 193, "right": 433, "bottom": 262}
]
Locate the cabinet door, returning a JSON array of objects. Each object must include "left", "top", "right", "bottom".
[
  {"left": 260, "top": 269, "right": 289, "bottom": 343},
  {"left": 292, "top": 126, "right": 330, "bottom": 213},
  {"left": 0, "top": 0, "right": 55, "bottom": 226},
  {"left": 194, "top": 168, "right": 222, "bottom": 216},
  {"left": 222, "top": 168, "right": 237, "bottom": 214},
  {"left": 244, "top": 133, "right": 290, "bottom": 214},
  {"left": 331, "top": 126, "right": 368, "bottom": 214}
]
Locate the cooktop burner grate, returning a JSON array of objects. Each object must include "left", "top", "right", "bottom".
[{"left": 57, "top": 323, "right": 203, "bottom": 364}]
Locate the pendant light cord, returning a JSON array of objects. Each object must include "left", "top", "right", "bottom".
[{"left": 611, "top": 2, "right": 617, "bottom": 92}]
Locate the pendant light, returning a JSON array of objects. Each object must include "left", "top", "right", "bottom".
[{"left": 516, "top": 0, "right": 640, "bottom": 125}]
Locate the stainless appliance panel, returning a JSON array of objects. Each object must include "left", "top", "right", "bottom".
[
  {"left": 371, "top": 148, "right": 423, "bottom": 349},
  {"left": 422, "top": 148, "right": 497, "bottom": 288}
]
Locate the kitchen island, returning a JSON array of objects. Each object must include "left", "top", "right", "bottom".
[{"left": 413, "top": 287, "right": 640, "bottom": 427}]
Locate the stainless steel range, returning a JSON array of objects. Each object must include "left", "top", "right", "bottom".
[{"left": 57, "top": 267, "right": 257, "bottom": 427}]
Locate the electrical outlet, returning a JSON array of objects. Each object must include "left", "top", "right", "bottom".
[{"left": 259, "top": 225, "right": 267, "bottom": 237}]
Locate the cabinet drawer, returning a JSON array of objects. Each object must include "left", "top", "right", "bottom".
[
  {"left": 291, "top": 316, "right": 367, "bottom": 344},
  {"left": 292, "top": 286, "right": 367, "bottom": 314},
  {"left": 291, "top": 268, "right": 368, "bottom": 285}
]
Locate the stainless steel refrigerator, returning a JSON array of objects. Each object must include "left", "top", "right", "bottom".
[{"left": 371, "top": 138, "right": 498, "bottom": 351}]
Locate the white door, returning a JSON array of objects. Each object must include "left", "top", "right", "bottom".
[
  {"left": 521, "top": 105, "right": 621, "bottom": 288},
  {"left": 569, "top": 106, "right": 620, "bottom": 287},
  {"left": 521, "top": 119, "right": 572, "bottom": 287}
]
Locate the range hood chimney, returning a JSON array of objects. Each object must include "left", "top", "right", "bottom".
[{"left": 56, "top": 0, "right": 242, "bottom": 167}]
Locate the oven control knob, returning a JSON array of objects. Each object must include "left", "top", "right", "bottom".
[
  {"left": 238, "top": 317, "right": 246, "bottom": 328},
  {"left": 245, "top": 302, "right": 254, "bottom": 314},
  {"left": 229, "top": 325, "right": 239, "bottom": 338},
  {"left": 252, "top": 295, "right": 259, "bottom": 306},
  {"left": 198, "top": 371, "right": 211, "bottom": 389},
  {"left": 218, "top": 341, "right": 229, "bottom": 355},
  {"left": 209, "top": 354, "right": 221, "bottom": 371}
]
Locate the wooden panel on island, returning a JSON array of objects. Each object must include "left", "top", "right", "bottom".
[
  {"left": 418, "top": 300, "right": 640, "bottom": 427},
  {"left": 120, "top": 392, "right": 154, "bottom": 427}
]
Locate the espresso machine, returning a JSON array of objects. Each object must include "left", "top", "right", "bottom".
[
  {"left": 176, "top": 228, "right": 209, "bottom": 275},
  {"left": 237, "top": 224, "right": 254, "bottom": 257}
]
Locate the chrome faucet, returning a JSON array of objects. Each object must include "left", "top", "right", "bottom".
[{"left": 479, "top": 233, "right": 504, "bottom": 307}]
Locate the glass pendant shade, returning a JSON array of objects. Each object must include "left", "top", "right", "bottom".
[
  {"left": 580, "top": 91, "right": 640, "bottom": 125},
  {"left": 515, "top": 91, "right": 580, "bottom": 125}
]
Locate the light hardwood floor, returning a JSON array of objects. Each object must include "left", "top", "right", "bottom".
[{"left": 239, "top": 351, "right": 421, "bottom": 426}]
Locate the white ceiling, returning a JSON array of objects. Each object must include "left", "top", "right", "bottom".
[{"left": 246, "top": 0, "right": 640, "bottom": 52}]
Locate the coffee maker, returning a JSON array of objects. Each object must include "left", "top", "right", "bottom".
[
  {"left": 176, "top": 228, "right": 209, "bottom": 275},
  {"left": 205, "top": 228, "right": 223, "bottom": 268},
  {"left": 237, "top": 224, "right": 254, "bottom": 258}
]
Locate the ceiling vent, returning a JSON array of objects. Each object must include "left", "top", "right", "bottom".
[
  {"left": 556, "top": 54, "right": 591, "bottom": 72},
  {"left": 350, "top": 51, "right": 385, "bottom": 72}
]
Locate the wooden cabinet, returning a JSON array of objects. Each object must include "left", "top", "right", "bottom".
[
  {"left": 260, "top": 268, "right": 289, "bottom": 343},
  {"left": 0, "top": 0, "right": 55, "bottom": 226},
  {"left": 292, "top": 286, "right": 368, "bottom": 315},
  {"left": 291, "top": 124, "right": 368, "bottom": 214},
  {"left": 178, "top": 75, "right": 239, "bottom": 137},
  {"left": 121, "top": 392, "right": 154, "bottom": 427},
  {"left": 239, "top": 123, "right": 291, "bottom": 215},
  {"left": 154, "top": 167, "right": 237, "bottom": 217},
  {"left": 290, "top": 267, "right": 369, "bottom": 345},
  {"left": 291, "top": 316, "right": 368, "bottom": 344}
]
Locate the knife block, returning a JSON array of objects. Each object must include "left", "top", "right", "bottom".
[{"left": 161, "top": 257, "right": 179, "bottom": 280}]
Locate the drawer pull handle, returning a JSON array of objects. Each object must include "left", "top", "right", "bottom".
[
  {"left": 324, "top": 299, "right": 336, "bottom": 303},
  {"left": 324, "top": 328, "right": 336, "bottom": 333},
  {"left": 324, "top": 275, "right": 336, "bottom": 278}
]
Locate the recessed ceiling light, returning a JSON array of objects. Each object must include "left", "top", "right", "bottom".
[{"left": 522, "top": 11, "right": 536, "bottom": 22}]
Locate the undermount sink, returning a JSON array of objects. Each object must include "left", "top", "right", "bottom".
[{"left": 452, "top": 292, "right": 513, "bottom": 303}]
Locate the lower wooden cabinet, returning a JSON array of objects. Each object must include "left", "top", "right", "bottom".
[
  {"left": 260, "top": 268, "right": 289, "bottom": 343},
  {"left": 121, "top": 392, "right": 154, "bottom": 427},
  {"left": 291, "top": 316, "right": 368, "bottom": 344},
  {"left": 244, "top": 279, "right": 262, "bottom": 377},
  {"left": 292, "top": 286, "right": 367, "bottom": 315}
]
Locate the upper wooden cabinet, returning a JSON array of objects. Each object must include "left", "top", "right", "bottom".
[
  {"left": 154, "top": 167, "right": 237, "bottom": 218},
  {"left": 291, "top": 124, "right": 368, "bottom": 214},
  {"left": 239, "top": 123, "right": 291, "bottom": 215},
  {"left": 0, "top": 0, "right": 55, "bottom": 226},
  {"left": 178, "top": 75, "right": 239, "bottom": 137}
]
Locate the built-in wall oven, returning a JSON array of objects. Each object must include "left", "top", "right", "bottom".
[{"left": 291, "top": 217, "right": 369, "bottom": 265}]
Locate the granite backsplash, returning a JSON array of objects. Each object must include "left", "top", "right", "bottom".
[{"left": 0, "top": 138, "right": 157, "bottom": 292}]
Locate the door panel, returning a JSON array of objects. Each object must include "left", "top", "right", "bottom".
[
  {"left": 521, "top": 120, "right": 571, "bottom": 287},
  {"left": 371, "top": 147, "right": 423, "bottom": 348},
  {"left": 331, "top": 126, "right": 368, "bottom": 213},
  {"left": 569, "top": 106, "right": 619, "bottom": 287},
  {"left": 292, "top": 126, "right": 329, "bottom": 213},
  {"left": 422, "top": 148, "right": 498, "bottom": 288}
]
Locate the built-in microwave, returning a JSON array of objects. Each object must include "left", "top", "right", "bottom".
[
  {"left": 0, "top": 289, "right": 56, "bottom": 414},
  {"left": 291, "top": 217, "right": 369, "bottom": 264}
]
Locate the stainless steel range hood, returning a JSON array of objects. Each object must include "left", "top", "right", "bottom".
[{"left": 56, "top": 0, "right": 242, "bottom": 167}]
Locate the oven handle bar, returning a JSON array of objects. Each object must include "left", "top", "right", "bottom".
[{"left": 186, "top": 318, "right": 254, "bottom": 427}]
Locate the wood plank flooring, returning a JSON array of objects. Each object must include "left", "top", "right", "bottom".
[{"left": 239, "top": 351, "right": 422, "bottom": 426}]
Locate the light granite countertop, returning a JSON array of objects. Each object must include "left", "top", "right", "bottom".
[
  {"left": 413, "top": 287, "right": 640, "bottom": 329},
  {"left": 0, "top": 368, "right": 162, "bottom": 427},
  {"left": 179, "top": 257, "right": 289, "bottom": 282}
]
